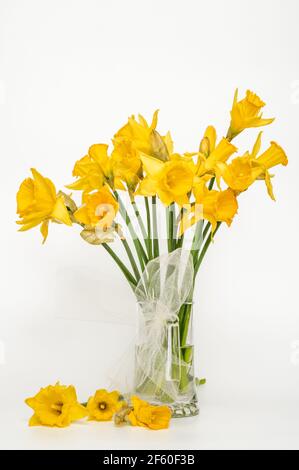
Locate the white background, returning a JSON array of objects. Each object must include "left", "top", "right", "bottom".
[{"left": 0, "top": 0, "right": 299, "bottom": 450}]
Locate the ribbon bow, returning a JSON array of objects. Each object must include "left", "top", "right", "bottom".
[{"left": 134, "top": 248, "right": 194, "bottom": 401}]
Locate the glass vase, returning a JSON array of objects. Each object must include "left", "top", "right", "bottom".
[{"left": 134, "top": 301, "right": 199, "bottom": 418}]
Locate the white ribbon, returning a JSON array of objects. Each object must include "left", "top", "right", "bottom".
[{"left": 134, "top": 248, "right": 194, "bottom": 402}]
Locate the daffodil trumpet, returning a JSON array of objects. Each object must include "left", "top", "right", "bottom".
[{"left": 17, "top": 90, "right": 287, "bottom": 417}]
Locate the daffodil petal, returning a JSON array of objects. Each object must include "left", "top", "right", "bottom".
[
  {"left": 264, "top": 171, "right": 276, "bottom": 201},
  {"left": 140, "top": 153, "right": 164, "bottom": 177},
  {"left": 18, "top": 219, "right": 43, "bottom": 231},
  {"left": 51, "top": 197, "right": 72, "bottom": 226},
  {"left": 31, "top": 168, "right": 56, "bottom": 205},
  {"left": 16, "top": 178, "right": 35, "bottom": 215},
  {"left": 136, "top": 177, "right": 157, "bottom": 196},
  {"left": 203, "top": 126, "right": 217, "bottom": 153},
  {"left": 40, "top": 220, "right": 49, "bottom": 244},
  {"left": 29, "top": 414, "right": 41, "bottom": 426},
  {"left": 251, "top": 131, "right": 263, "bottom": 159}
]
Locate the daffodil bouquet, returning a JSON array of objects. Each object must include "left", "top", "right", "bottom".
[{"left": 17, "top": 90, "right": 288, "bottom": 417}]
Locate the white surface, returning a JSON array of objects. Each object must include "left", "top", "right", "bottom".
[{"left": 1, "top": 0, "right": 299, "bottom": 450}]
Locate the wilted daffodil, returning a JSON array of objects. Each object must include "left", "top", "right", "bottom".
[
  {"left": 74, "top": 186, "right": 118, "bottom": 229},
  {"left": 86, "top": 389, "right": 124, "bottom": 421},
  {"left": 80, "top": 225, "right": 119, "bottom": 245},
  {"left": 25, "top": 382, "right": 88, "bottom": 427},
  {"left": 16, "top": 168, "right": 72, "bottom": 243},
  {"left": 127, "top": 396, "right": 171, "bottom": 430},
  {"left": 227, "top": 89, "right": 275, "bottom": 139}
]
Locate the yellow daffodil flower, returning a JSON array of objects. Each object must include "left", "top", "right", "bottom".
[
  {"left": 256, "top": 140, "right": 288, "bottom": 170},
  {"left": 196, "top": 126, "right": 238, "bottom": 177},
  {"left": 114, "top": 110, "right": 171, "bottom": 162},
  {"left": 137, "top": 153, "right": 195, "bottom": 206},
  {"left": 216, "top": 134, "right": 288, "bottom": 200},
  {"left": 89, "top": 144, "right": 115, "bottom": 182},
  {"left": 204, "top": 138, "right": 237, "bottom": 170},
  {"left": 25, "top": 382, "right": 87, "bottom": 427},
  {"left": 227, "top": 89, "right": 275, "bottom": 139},
  {"left": 86, "top": 389, "right": 123, "bottom": 421},
  {"left": 67, "top": 144, "right": 119, "bottom": 194},
  {"left": 111, "top": 110, "right": 174, "bottom": 192},
  {"left": 254, "top": 140, "right": 288, "bottom": 199},
  {"left": 66, "top": 154, "right": 105, "bottom": 193},
  {"left": 156, "top": 159, "right": 195, "bottom": 206},
  {"left": 216, "top": 154, "right": 261, "bottom": 192},
  {"left": 127, "top": 396, "right": 171, "bottom": 430},
  {"left": 114, "top": 111, "right": 158, "bottom": 149},
  {"left": 74, "top": 186, "right": 118, "bottom": 228},
  {"left": 111, "top": 139, "right": 142, "bottom": 192},
  {"left": 180, "top": 183, "right": 238, "bottom": 234},
  {"left": 16, "top": 168, "right": 72, "bottom": 243},
  {"left": 67, "top": 112, "right": 172, "bottom": 196}
]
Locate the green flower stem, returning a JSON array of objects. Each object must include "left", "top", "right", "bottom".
[
  {"left": 179, "top": 364, "right": 190, "bottom": 392},
  {"left": 208, "top": 176, "right": 215, "bottom": 191},
  {"left": 178, "top": 221, "right": 222, "bottom": 390},
  {"left": 130, "top": 194, "right": 152, "bottom": 260},
  {"left": 144, "top": 197, "right": 153, "bottom": 260},
  {"left": 114, "top": 191, "right": 147, "bottom": 272},
  {"left": 120, "top": 237, "right": 141, "bottom": 283},
  {"left": 166, "top": 206, "right": 170, "bottom": 252},
  {"left": 176, "top": 234, "right": 184, "bottom": 249},
  {"left": 191, "top": 220, "right": 204, "bottom": 266},
  {"left": 178, "top": 303, "right": 187, "bottom": 336},
  {"left": 102, "top": 243, "right": 137, "bottom": 289},
  {"left": 166, "top": 204, "right": 174, "bottom": 253},
  {"left": 178, "top": 302, "right": 193, "bottom": 392},
  {"left": 194, "top": 222, "right": 221, "bottom": 278},
  {"left": 172, "top": 205, "right": 181, "bottom": 248},
  {"left": 180, "top": 303, "right": 192, "bottom": 347},
  {"left": 168, "top": 203, "right": 176, "bottom": 252},
  {"left": 175, "top": 205, "right": 186, "bottom": 249},
  {"left": 226, "top": 128, "right": 238, "bottom": 142},
  {"left": 171, "top": 203, "right": 176, "bottom": 251},
  {"left": 202, "top": 221, "right": 211, "bottom": 241},
  {"left": 190, "top": 219, "right": 210, "bottom": 272},
  {"left": 152, "top": 196, "right": 159, "bottom": 258}
]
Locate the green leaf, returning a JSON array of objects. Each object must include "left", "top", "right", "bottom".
[{"left": 195, "top": 377, "right": 206, "bottom": 386}]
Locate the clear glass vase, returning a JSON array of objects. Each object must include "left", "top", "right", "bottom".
[{"left": 134, "top": 301, "right": 199, "bottom": 418}]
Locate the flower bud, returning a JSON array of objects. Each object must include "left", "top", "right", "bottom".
[{"left": 199, "top": 137, "right": 210, "bottom": 156}]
